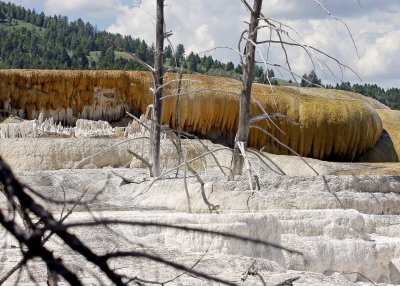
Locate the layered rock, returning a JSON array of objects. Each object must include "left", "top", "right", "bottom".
[
  {"left": 0, "top": 138, "right": 135, "bottom": 170},
  {"left": 1, "top": 71, "right": 397, "bottom": 285},
  {"left": 0, "top": 69, "right": 383, "bottom": 161},
  {"left": 1, "top": 166, "right": 399, "bottom": 285},
  {"left": 3, "top": 136, "right": 398, "bottom": 175}
]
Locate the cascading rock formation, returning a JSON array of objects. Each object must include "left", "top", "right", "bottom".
[{"left": 0, "top": 69, "right": 383, "bottom": 161}]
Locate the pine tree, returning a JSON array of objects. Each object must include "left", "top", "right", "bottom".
[
  {"left": 175, "top": 44, "right": 185, "bottom": 66},
  {"left": 301, "top": 70, "right": 321, "bottom": 87}
]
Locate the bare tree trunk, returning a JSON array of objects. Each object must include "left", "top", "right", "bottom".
[
  {"left": 231, "top": 0, "right": 263, "bottom": 177},
  {"left": 150, "top": 0, "right": 165, "bottom": 177},
  {"left": 174, "top": 70, "right": 183, "bottom": 178}
]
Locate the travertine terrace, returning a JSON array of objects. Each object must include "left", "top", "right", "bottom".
[
  {"left": 1, "top": 70, "right": 400, "bottom": 285},
  {"left": 0, "top": 69, "right": 384, "bottom": 161}
]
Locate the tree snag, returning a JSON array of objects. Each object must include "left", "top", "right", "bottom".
[
  {"left": 231, "top": 0, "right": 263, "bottom": 177},
  {"left": 150, "top": 0, "right": 165, "bottom": 177}
]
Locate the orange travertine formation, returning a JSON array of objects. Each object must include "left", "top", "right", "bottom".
[{"left": 0, "top": 69, "right": 383, "bottom": 161}]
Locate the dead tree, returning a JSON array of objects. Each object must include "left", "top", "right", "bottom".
[
  {"left": 111, "top": 1, "right": 166, "bottom": 177},
  {"left": 231, "top": 0, "right": 264, "bottom": 177},
  {"left": 150, "top": 0, "right": 165, "bottom": 177},
  {"left": 228, "top": 0, "right": 360, "bottom": 179}
]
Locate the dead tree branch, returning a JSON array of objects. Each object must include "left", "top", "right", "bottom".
[
  {"left": 128, "top": 149, "right": 153, "bottom": 176},
  {"left": 273, "top": 276, "right": 301, "bottom": 286},
  {"left": 231, "top": 0, "right": 264, "bottom": 177},
  {"left": 1, "top": 157, "right": 249, "bottom": 285},
  {"left": 185, "top": 162, "right": 219, "bottom": 213},
  {"left": 73, "top": 137, "right": 149, "bottom": 169},
  {"left": 109, "top": 40, "right": 155, "bottom": 74},
  {"left": 250, "top": 125, "right": 319, "bottom": 175},
  {"left": 64, "top": 220, "right": 301, "bottom": 255}
]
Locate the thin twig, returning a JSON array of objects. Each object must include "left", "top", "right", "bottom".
[
  {"left": 183, "top": 156, "right": 192, "bottom": 213},
  {"left": 273, "top": 276, "right": 301, "bottom": 286},
  {"left": 312, "top": 0, "right": 359, "bottom": 57},
  {"left": 133, "top": 147, "right": 232, "bottom": 199},
  {"left": 248, "top": 148, "right": 286, "bottom": 175},
  {"left": 250, "top": 125, "right": 319, "bottom": 175},
  {"left": 186, "top": 162, "right": 219, "bottom": 213},
  {"left": 73, "top": 136, "right": 149, "bottom": 169},
  {"left": 109, "top": 40, "right": 155, "bottom": 73},
  {"left": 128, "top": 149, "right": 153, "bottom": 176},
  {"left": 161, "top": 243, "right": 211, "bottom": 284}
]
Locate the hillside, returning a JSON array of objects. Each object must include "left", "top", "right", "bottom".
[
  {"left": 0, "top": 1, "right": 257, "bottom": 80},
  {"left": 0, "top": 1, "right": 152, "bottom": 70}
]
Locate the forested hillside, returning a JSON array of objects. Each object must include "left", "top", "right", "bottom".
[
  {"left": 345, "top": 83, "right": 400, "bottom": 110},
  {"left": 301, "top": 71, "right": 400, "bottom": 110},
  {"left": 0, "top": 1, "right": 157, "bottom": 71},
  {"left": 0, "top": 1, "right": 270, "bottom": 80},
  {"left": 0, "top": 1, "right": 398, "bottom": 109}
]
